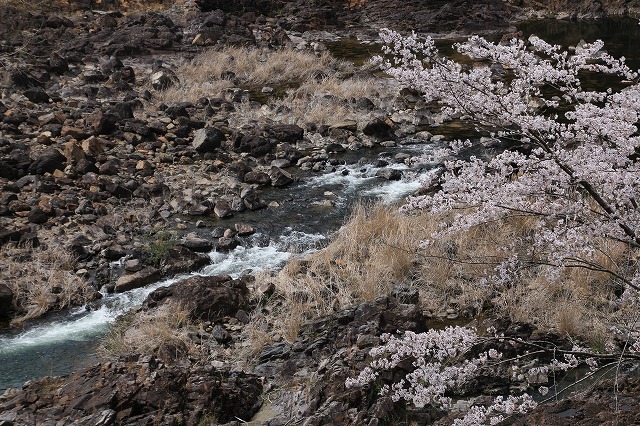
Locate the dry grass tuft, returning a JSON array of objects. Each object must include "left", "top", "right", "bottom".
[
  {"left": 1, "top": 244, "right": 95, "bottom": 325},
  {"left": 101, "top": 301, "right": 191, "bottom": 358}
]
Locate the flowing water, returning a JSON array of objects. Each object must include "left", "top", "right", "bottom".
[
  {"left": 0, "top": 141, "right": 438, "bottom": 392},
  {"left": 3, "top": 17, "right": 639, "bottom": 393}
]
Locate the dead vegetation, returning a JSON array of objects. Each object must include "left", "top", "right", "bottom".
[
  {"left": 244, "top": 202, "right": 635, "bottom": 353},
  {"left": 155, "top": 45, "right": 386, "bottom": 126},
  {"left": 101, "top": 301, "right": 191, "bottom": 358},
  {"left": 1, "top": 243, "right": 96, "bottom": 326}
]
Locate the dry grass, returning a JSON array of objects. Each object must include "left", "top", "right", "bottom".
[
  {"left": 228, "top": 75, "right": 381, "bottom": 126},
  {"left": 155, "top": 45, "right": 385, "bottom": 126},
  {"left": 245, "top": 202, "right": 636, "bottom": 351},
  {"left": 101, "top": 301, "right": 191, "bottom": 358},
  {"left": 248, "top": 203, "right": 427, "bottom": 344},
  {"left": 1, "top": 244, "right": 95, "bottom": 325}
]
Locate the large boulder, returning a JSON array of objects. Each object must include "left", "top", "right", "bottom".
[
  {"left": 115, "top": 267, "right": 161, "bottom": 292},
  {"left": 0, "top": 358, "right": 263, "bottom": 424},
  {"left": 144, "top": 275, "right": 249, "bottom": 323},
  {"left": 27, "top": 148, "right": 66, "bottom": 175},
  {"left": 192, "top": 127, "right": 225, "bottom": 153}
]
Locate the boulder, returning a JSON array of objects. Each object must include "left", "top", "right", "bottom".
[
  {"left": 151, "top": 70, "right": 176, "bottom": 90},
  {"left": 216, "top": 236, "right": 239, "bottom": 251},
  {"left": 115, "top": 267, "right": 161, "bottom": 292},
  {"left": 376, "top": 168, "right": 403, "bottom": 181},
  {"left": 362, "top": 117, "right": 395, "bottom": 139},
  {"left": 181, "top": 233, "right": 214, "bottom": 252},
  {"left": 243, "top": 171, "right": 271, "bottom": 185},
  {"left": 269, "top": 166, "right": 293, "bottom": 187},
  {"left": 241, "top": 188, "right": 266, "bottom": 210},
  {"left": 162, "top": 246, "right": 210, "bottom": 276},
  {"left": 192, "top": 127, "right": 225, "bottom": 153},
  {"left": 263, "top": 124, "right": 304, "bottom": 143},
  {"left": 23, "top": 87, "right": 49, "bottom": 103},
  {"left": 144, "top": 274, "right": 249, "bottom": 323},
  {"left": 0, "top": 357, "right": 263, "bottom": 424},
  {"left": 214, "top": 199, "right": 233, "bottom": 218},
  {"left": 233, "top": 134, "right": 276, "bottom": 157},
  {"left": 28, "top": 148, "right": 66, "bottom": 175}
]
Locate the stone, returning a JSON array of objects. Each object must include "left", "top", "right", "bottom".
[
  {"left": 362, "top": 117, "right": 394, "bottom": 139},
  {"left": 63, "top": 141, "right": 86, "bottom": 164},
  {"left": 151, "top": 70, "right": 176, "bottom": 90},
  {"left": 27, "top": 208, "right": 49, "bottom": 224},
  {"left": 330, "top": 120, "right": 357, "bottom": 132},
  {"left": 242, "top": 188, "right": 266, "bottom": 210},
  {"left": 28, "top": 148, "right": 66, "bottom": 175},
  {"left": 211, "top": 324, "right": 232, "bottom": 344},
  {"left": 124, "top": 258, "right": 144, "bottom": 272},
  {"left": 234, "top": 223, "right": 255, "bottom": 236},
  {"left": 181, "top": 233, "right": 214, "bottom": 252},
  {"left": 23, "top": 87, "right": 49, "bottom": 103},
  {"left": 269, "top": 166, "right": 293, "bottom": 187},
  {"left": 192, "top": 127, "right": 225, "bottom": 153},
  {"left": 61, "top": 125, "right": 87, "bottom": 140},
  {"left": 87, "top": 110, "right": 116, "bottom": 135},
  {"left": 375, "top": 168, "right": 403, "bottom": 181},
  {"left": 145, "top": 275, "right": 249, "bottom": 323},
  {"left": 115, "top": 267, "right": 161, "bottom": 292},
  {"left": 263, "top": 124, "right": 304, "bottom": 143},
  {"left": 216, "top": 237, "right": 239, "bottom": 251},
  {"left": 214, "top": 199, "right": 233, "bottom": 218},
  {"left": 243, "top": 171, "right": 271, "bottom": 185}
]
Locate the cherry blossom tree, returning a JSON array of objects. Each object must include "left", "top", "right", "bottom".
[
  {"left": 343, "top": 30, "right": 640, "bottom": 424},
  {"left": 375, "top": 29, "right": 640, "bottom": 293}
]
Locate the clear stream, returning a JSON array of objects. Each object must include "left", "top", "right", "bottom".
[{"left": 2, "top": 17, "right": 640, "bottom": 392}]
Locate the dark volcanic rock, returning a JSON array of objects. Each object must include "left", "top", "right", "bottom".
[
  {"left": 269, "top": 166, "right": 293, "bottom": 186},
  {"left": 0, "top": 284, "right": 13, "bottom": 322},
  {"left": 144, "top": 274, "right": 249, "bottom": 323},
  {"left": 362, "top": 117, "right": 395, "bottom": 139},
  {"left": 192, "top": 126, "right": 225, "bottom": 152},
  {"left": 23, "top": 87, "right": 50, "bottom": 103},
  {"left": 27, "top": 148, "right": 66, "bottom": 175},
  {"left": 263, "top": 123, "right": 304, "bottom": 144},
  {"left": 115, "top": 267, "right": 161, "bottom": 292},
  {"left": 162, "top": 245, "right": 210, "bottom": 276},
  {"left": 233, "top": 134, "right": 276, "bottom": 157},
  {"left": 0, "top": 357, "right": 263, "bottom": 425},
  {"left": 180, "top": 233, "right": 214, "bottom": 252}
]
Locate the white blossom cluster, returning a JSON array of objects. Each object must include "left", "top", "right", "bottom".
[
  {"left": 346, "top": 326, "right": 495, "bottom": 409},
  {"left": 452, "top": 394, "right": 538, "bottom": 426},
  {"left": 376, "top": 29, "right": 640, "bottom": 289}
]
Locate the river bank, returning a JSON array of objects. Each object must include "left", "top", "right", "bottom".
[{"left": 2, "top": 0, "right": 640, "bottom": 424}]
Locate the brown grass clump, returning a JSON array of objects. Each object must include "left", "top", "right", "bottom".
[
  {"left": 246, "top": 202, "right": 635, "bottom": 351},
  {"left": 155, "top": 45, "right": 385, "bottom": 126},
  {"left": 1, "top": 244, "right": 95, "bottom": 325},
  {"left": 247, "top": 203, "right": 427, "bottom": 346},
  {"left": 101, "top": 301, "right": 191, "bottom": 358}
]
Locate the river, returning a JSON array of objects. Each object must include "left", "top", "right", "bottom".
[{"left": 2, "top": 16, "right": 640, "bottom": 393}]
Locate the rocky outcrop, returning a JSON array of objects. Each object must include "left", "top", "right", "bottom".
[
  {"left": 143, "top": 274, "right": 250, "bottom": 323},
  {"left": 0, "top": 356, "right": 263, "bottom": 426}
]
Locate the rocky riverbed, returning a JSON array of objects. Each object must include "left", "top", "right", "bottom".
[{"left": 2, "top": 0, "right": 640, "bottom": 425}]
